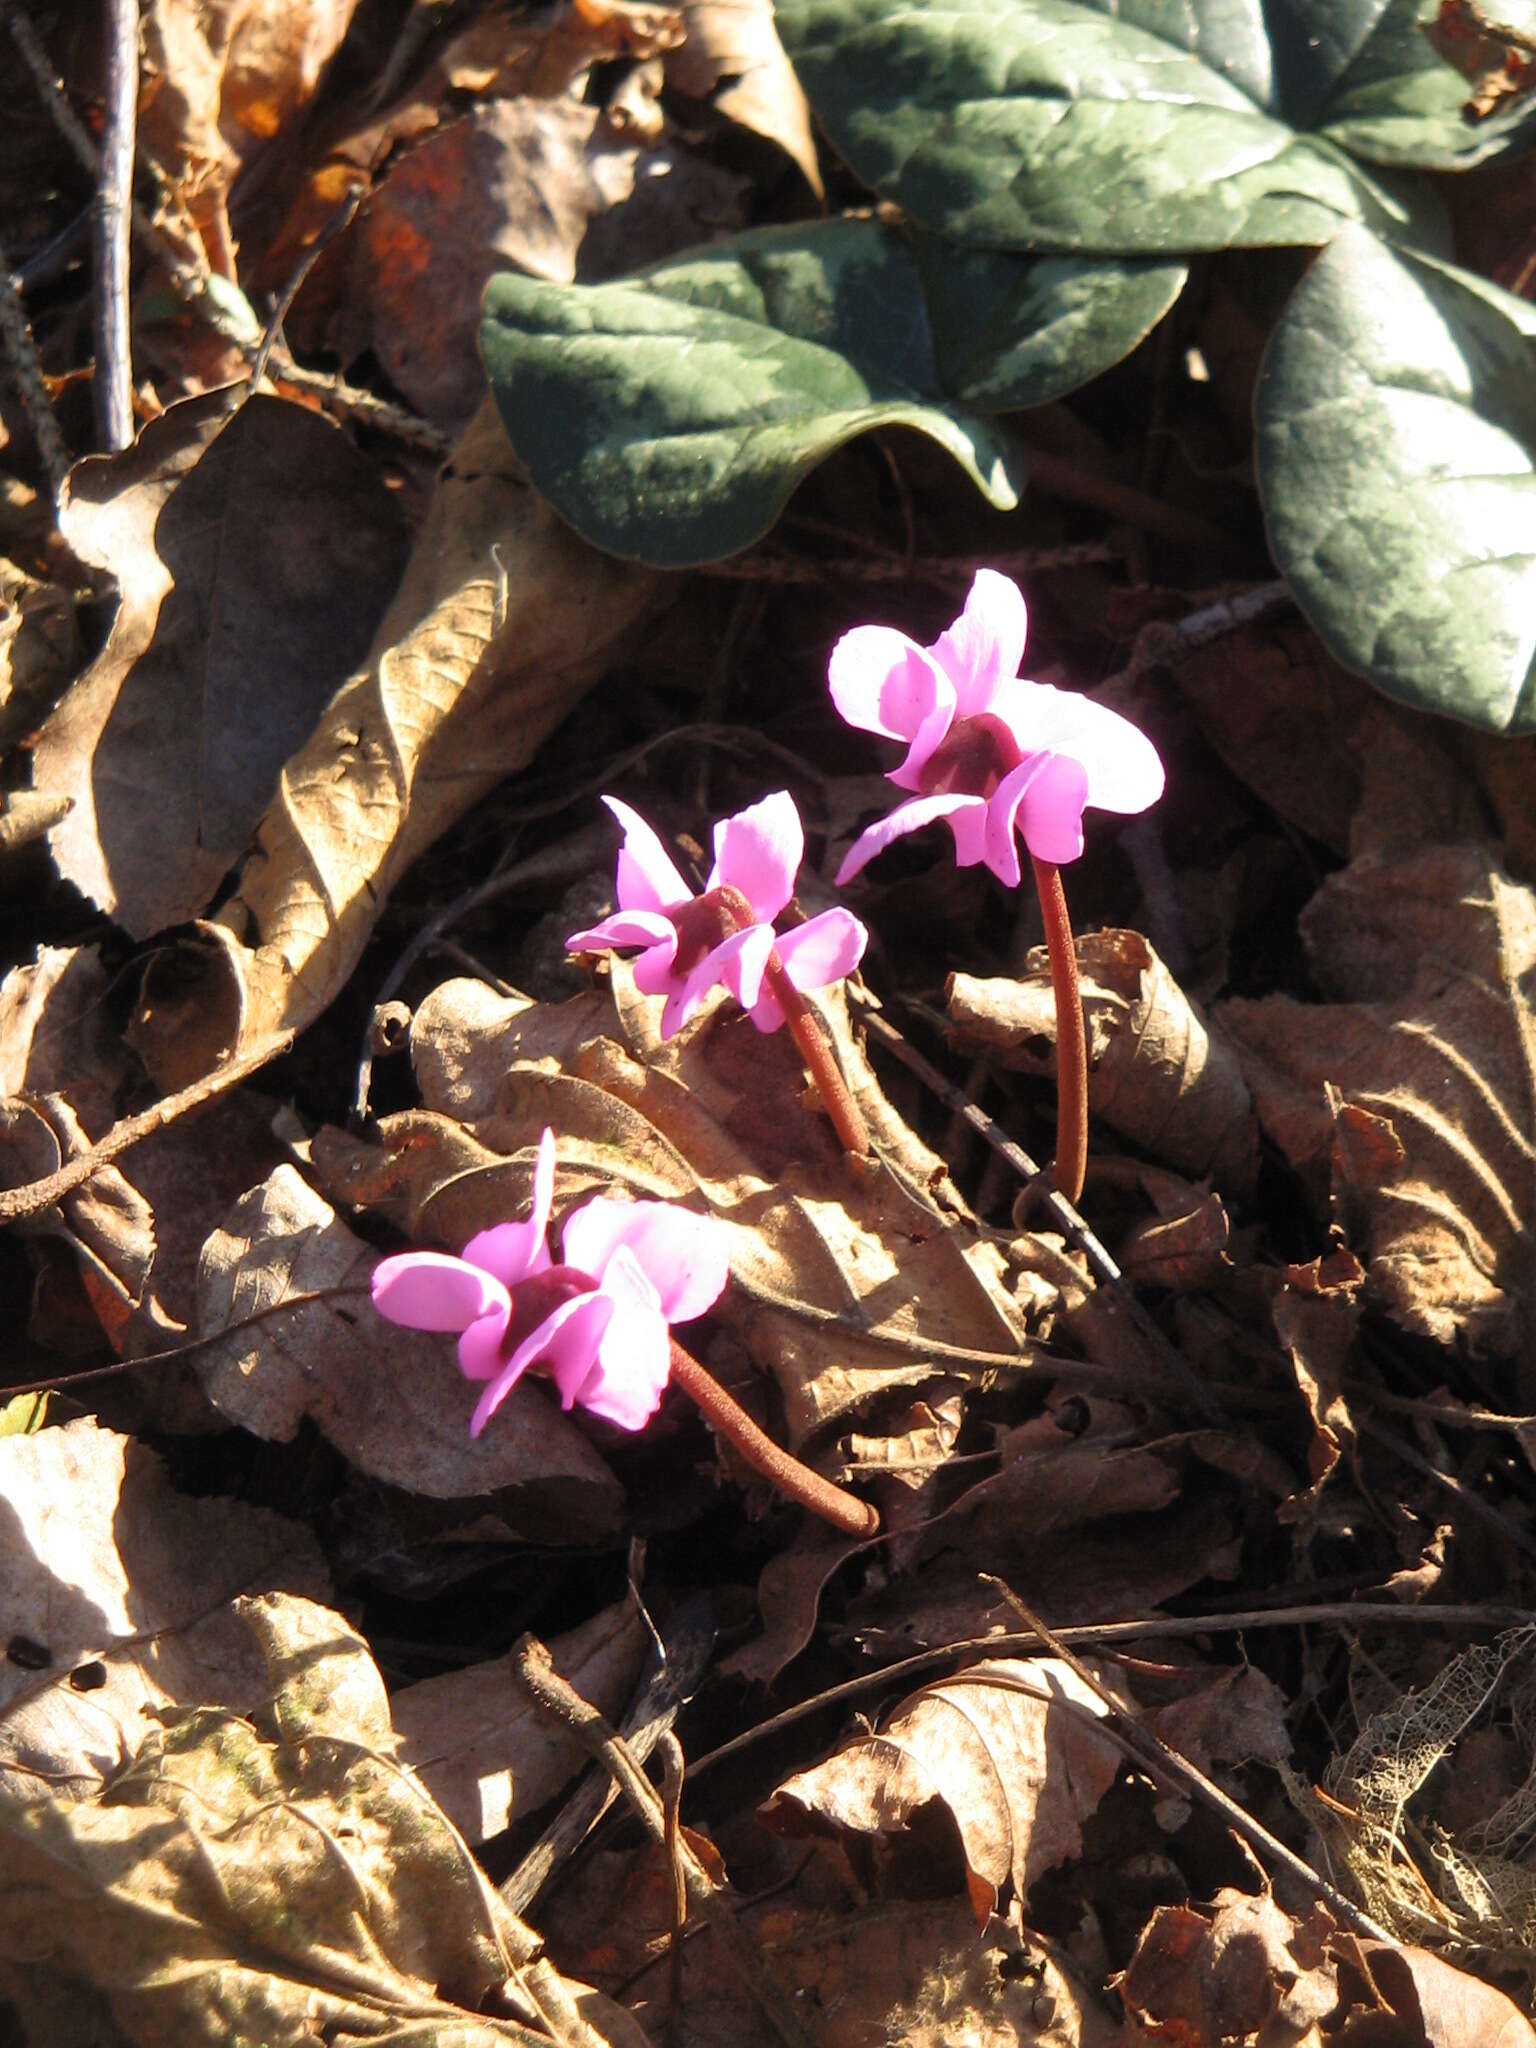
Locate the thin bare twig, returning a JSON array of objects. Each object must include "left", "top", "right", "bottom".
[
  {"left": 248, "top": 182, "right": 366, "bottom": 394},
  {"left": 0, "top": 247, "right": 70, "bottom": 506},
  {"left": 686, "top": 1601, "right": 1536, "bottom": 1781},
  {"left": 979, "top": 1584, "right": 1396, "bottom": 1941},
  {"left": 512, "top": 1635, "right": 817, "bottom": 2048},
  {"left": 94, "top": 0, "right": 138, "bottom": 450},
  {"left": 0, "top": 1034, "right": 293, "bottom": 1223}
]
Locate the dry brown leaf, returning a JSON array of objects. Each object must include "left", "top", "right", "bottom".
[
  {"left": 1422, "top": 1, "right": 1536, "bottom": 123},
  {"left": 762, "top": 1657, "right": 1122, "bottom": 1917},
  {"left": 196, "top": 1161, "right": 627, "bottom": 1522},
  {"left": 1119, "top": 1888, "right": 1339, "bottom": 2047},
  {"left": 1217, "top": 845, "right": 1536, "bottom": 1385},
  {"left": 1334, "top": 1937, "right": 1536, "bottom": 2046},
  {"left": 0, "top": 945, "right": 120, "bottom": 1114},
  {"left": 35, "top": 394, "right": 410, "bottom": 937},
  {"left": 666, "top": 0, "right": 823, "bottom": 195},
  {"left": 130, "top": 401, "right": 662, "bottom": 1087},
  {"left": 948, "top": 930, "right": 1258, "bottom": 1195},
  {"left": 391, "top": 1596, "right": 648, "bottom": 1842},
  {"left": 342, "top": 964, "right": 1037, "bottom": 1445},
  {"left": 138, "top": 0, "right": 361, "bottom": 267},
  {"left": 1270, "top": 1249, "right": 1364, "bottom": 1536},
  {"left": 0, "top": 558, "right": 76, "bottom": 750},
  {"left": 0, "top": 1588, "right": 642, "bottom": 2048},
  {"left": 350, "top": 99, "right": 747, "bottom": 431},
  {"left": 0, "top": 1417, "right": 329, "bottom": 1801}
]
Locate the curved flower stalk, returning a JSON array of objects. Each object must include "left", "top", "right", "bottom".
[
  {"left": 829, "top": 569, "right": 1164, "bottom": 1203},
  {"left": 372, "top": 1129, "right": 878, "bottom": 1535},
  {"left": 568, "top": 791, "right": 873, "bottom": 1156}
]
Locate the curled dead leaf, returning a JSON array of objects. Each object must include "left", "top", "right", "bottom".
[
  {"left": 666, "top": 0, "right": 823, "bottom": 195},
  {"left": 1217, "top": 845, "right": 1536, "bottom": 1384},
  {"left": 131, "top": 401, "right": 663, "bottom": 1088},
  {"left": 761, "top": 1656, "right": 1123, "bottom": 1918},
  {"left": 947, "top": 930, "right": 1258, "bottom": 1195}
]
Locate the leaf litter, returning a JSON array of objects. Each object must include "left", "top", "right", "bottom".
[{"left": 8, "top": 0, "right": 1536, "bottom": 2041}]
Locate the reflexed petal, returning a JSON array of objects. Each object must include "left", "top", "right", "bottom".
[
  {"left": 931, "top": 569, "right": 1028, "bottom": 718},
  {"left": 462, "top": 1127, "right": 557, "bottom": 1286},
  {"left": 774, "top": 909, "right": 867, "bottom": 992},
  {"left": 567, "top": 909, "right": 677, "bottom": 956},
  {"left": 707, "top": 791, "right": 802, "bottom": 923},
  {"left": 602, "top": 795, "right": 693, "bottom": 913},
  {"left": 457, "top": 1308, "right": 512, "bottom": 1383},
  {"left": 945, "top": 801, "right": 991, "bottom": 871},
  {"left": 828, "top": 628, "right": 949, "bottom": 743},
  {"left": 632, "top": 930, "right": 683, "bottom": 996},
  {"left": 372, "top": 1252, "right": 509, "bottom": 1334},
  {"left": 990, "top": 752, "right": 1091, "bottom": 872},
  {"left": 834, "top": 794, "right": 987, "bottom": 885},
  {"left": 578, "top": 1248, "right": 673, "bottom": 1429},
  {"left": 469, "top": 1290, "right": 614, "bottom": 1436},
  {"left": 658, "top": 922, "right": 773, "bottom": 1038},
  {"left": 563, "top": 1198, "right": 729, "bottom": 1323},
  {"left": 994, "top": 682, "right": 1164, "bottom": 816}
]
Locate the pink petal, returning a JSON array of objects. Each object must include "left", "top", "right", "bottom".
[
  {"left": 993, "top": 681, "right": 1164, "bottom": 816},
  {"left": 749, "top": 909, "right": 868, "bottom": 1030},
  {"left": 601, "top": 795, "right": 693, "bottom": 913},
  {"left": 567, "top": 909, "right": 678, "bottom": 956},
  {"left": 372, "top": 1252, "right": 510, "bottom": 1334},
  {"left": 579, "top": 1248, "right": 673, "bottom": 1429},
  {"left": 562, "top": 1197, "right": 729, "bottom": 1323},
  {"left": 834, "top": 794, "right": 988, "bottom": 885},
  {"left": 989, "top": 753, "right": 1091, "bottom": 873},
  {"left": 468, "top": 1290, "right": 614, "bottom": 1437},
  {"left": 930, "top": 569, "right": 1028, "bottom": 718},
  {"left": 658, "top": 922, "right": 775, "bottom": 1038},
  {"left": 461, "top": 1129, "right": 556, "bottom": 1287},
  {"left": 457, "top": 1310, "right": 513, "bottom": 1384},
  {"left": 707, "top": 791, "right": 802, "bottom": 923},
  {"left": 828, "top": 628, "right": 949, "bottom": 744}
]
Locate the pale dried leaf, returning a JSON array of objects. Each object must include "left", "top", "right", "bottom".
[
  {"left": 0, "top": 1418, "right": 329, "bottom": 1801},
  {"left": 130, "top": 402, "right": 662, "bottom": 1087},
  {"left": 666, "top": 0, "right": 823, "bottom": 194},
  {"left": 195, "top": 1161, "right": 627, "bottom": 1519},
  {"left": 392, "top": 1598, "right": 648, "bottom": 1842},
  {"left": 1337, "top": 1938, "right": 1536, "bottom": 2047},
  {"left": 948, "top": 930, "right": 1258, "bottom": 1194},
  {"left": 36, "top": 395, "right": 410, "bottom": 936},
  {"left": 0, "top": 1591, "right": 633, "bottom": 2048},
  {"left": 762, "top": 1657, "right": 1121, "bottom": 1915},
  {"left": 1217, "top": 846, "right": 1536, "bottom": 1382}
]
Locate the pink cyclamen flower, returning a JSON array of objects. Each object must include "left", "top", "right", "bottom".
[
  {"left": 371, "top": 1128, "right": 729, "bottom": 1436},
  {"left": 829, "top": 568, "right": 1163, "bottom": 888},
  {"left": 566, "top": 790, "right": 867, "bottom": 1037}
]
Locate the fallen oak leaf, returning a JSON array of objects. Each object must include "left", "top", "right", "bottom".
[{"left": 130, "top": 399, "right": 665, "bottom": 1088}]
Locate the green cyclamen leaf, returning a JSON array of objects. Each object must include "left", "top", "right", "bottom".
[
  {"left": 480, "top": 218, "right": 1185, "bottom": 566},
  {"left": 1257, "top": 224, "right": 1536, "bottom": 735},
  {"left": 770, "top": 0, "right": 1486, "bottom": 255}
]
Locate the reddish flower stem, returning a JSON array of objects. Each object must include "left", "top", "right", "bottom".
[
  {"left": 715, "top": 885, "right": 870, "bottom": 1158},
  {"left": 668, "top": 1339, "right": 879, "bottom": 1538},
  {"left": 1031, "top": 856, "right": 1088, "bottom": 1205}
]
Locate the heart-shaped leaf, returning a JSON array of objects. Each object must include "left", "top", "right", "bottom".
[
  {"left": 771, "top": 0, "right": 1456, "bottom": 254},
  {"left": 481, "top": 217, "right": 1185, "bottom": 564},
  {"left": 1256, "top": 224, "right": 1536, "bottom": 733}
]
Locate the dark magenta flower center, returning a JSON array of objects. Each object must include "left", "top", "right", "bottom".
[
  {"left": 505, "top": 1264, "right": 601, "bottom": 1347},
  {"left": 920, "top": 713, "right": 1024, "bottom": 800},
  {"left": 667, "top": 883, "right": 757, "bottom": 975}
]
